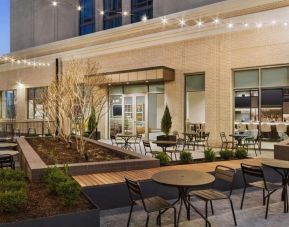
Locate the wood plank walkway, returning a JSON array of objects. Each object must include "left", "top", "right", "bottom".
[{"left": 73, "top": 158, "right": 266, "bottom": 188}]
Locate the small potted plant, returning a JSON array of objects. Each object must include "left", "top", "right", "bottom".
[{"left": 157, "top": 105, "right": 176, "bottom": 141}]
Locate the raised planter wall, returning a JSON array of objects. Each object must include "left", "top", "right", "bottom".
[{"left": 17, "top": 137, "right": 159, "bottom": 182}]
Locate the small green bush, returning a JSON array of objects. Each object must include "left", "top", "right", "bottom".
[
  {"left": 235, "top": 148, "right": 248, "bottom": 159},
  {"left": 44, "top": 167, "right": 68, "bottom": 194},
  {"left": 0, "top": 189, "right": 27, "bottom": 213},
  {"left": 156, "top": 152, "right": 170, "bottom": 165},
  {"left": 219, "top": 149, "right": 235, "bottom": 160},
  {"left": 0, "top": 180, "right": 26, "bottom": 192},
  {"left": 44, "top": 166, "right": 81, "bottom": 206},
  {"left": 180, "top": 151, "right": 193, "bottom": 164},
  {"left": 0, "top": 169, "right": 25, "bottom": 182},
  {"left": 57, "top": 180, "right": 81, "bottom": 206},
  {"left": 204, "top": 148, "right": 216, "bottom": 162}
]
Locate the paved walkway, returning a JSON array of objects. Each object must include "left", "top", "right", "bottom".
[{"left": 100, "top": 188, "right": 289, "bottom": 227}]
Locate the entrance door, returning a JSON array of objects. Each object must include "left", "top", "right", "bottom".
[{"left": 123, "top": 94, "right": 146, "bottom": 135}]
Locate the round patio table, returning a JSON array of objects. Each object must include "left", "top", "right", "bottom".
[
  {"left": 0, "top": 143, "right": 17, "bottom": 149},
  {"left": 117, "top": 134, "right": 137, "bottom": 150},
  {"left": 229, "top": 133, "right": 248, "bottom": 147},
  {"left": 152, "top": 140, "right": 177, "bottom": 152},
  {"left": 152, "top": 170, "right": 215, "bottom": 226},
  {"left": 262, "top": 159, "right": 289, "bottom": 213}
]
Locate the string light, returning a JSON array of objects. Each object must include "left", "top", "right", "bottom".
[
  {"left": 52, "top": 1, "right": 57, "bottom": 7},
  {"left": 123, "top": 11, "right": 128, "bottom": 16},
  {"left": 227, "top": 23, "right": 234, "bottom": 29},
  {"left": 100, "top": 10, "right": 105, "bottom": 15},
  {"left": 142, "top": 15, "right": 148, "bottom": 22},
  {"left": 256, "top": 22, "right": 263, "bottom": 28},
  {"left": 244, "top": 22, "right": 249, "bottom": 28},
  {"left": 161, "top": 16, "right": 168, "bottom": 25},
  {"left": 213, "top": 17, "right": 220, "bottom": 24},
  {"left": 284, "top": 22, "right": 288, "bottom": 27},
  {"left": 271, "top": 20, "right": 276, "bottom": 25},
  {"left": 196, "top": 20, "right": 204, "bottom": 27},
  {"left": 77, "top": 5, "right": 82, "bottom": 11},
  {"left": 179, "top": 18, "right": 186, "bottom": 27},
  {"left": 0, "top": 56, "right": 51, "bottom": 68}
]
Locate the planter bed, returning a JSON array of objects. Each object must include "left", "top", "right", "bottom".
[
  {"left": 17, "top": 137, "right": 159, "bottom": 182},
  {"left": 0, "top": 182, "right": 100, "bottom": 227},
  {"left": 166, "top": 157, "right": 251, "bottom": 166}
]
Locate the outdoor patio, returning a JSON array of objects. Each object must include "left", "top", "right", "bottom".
[{"left": 100, "top": 187, "right": 289, "bottom": 227}]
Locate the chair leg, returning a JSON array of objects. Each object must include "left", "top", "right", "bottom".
[
  {"left": 205, "top": 201, "right": 208, "bottom": 227},
  {"left": 145, "top": 214, "right": 150, "bottom": 227},
  {"left": 173, "top": 207, "right": 177, "bottom": 227},
  {"left": 127, "top": 203, "right": 134, "bottom": 227},
  {"left": 210, "top": 200, "right": 214, "bottom": 215},
  {"left": 265, "top": 194, "right": 270, "bottom": 219},
  {"left": 263, "top": 189, "right": 266, "bottom": 206},
  {"left": 240, "top": 186, "right": 247, "bottom": 209},
  {"left": 139, "top": 144, "right": 142, "bottom": 154},
  {"left": 157, "top": 211, "right": 161, "bottom": 226},
  {"left": 221, "top": 143, "right": 224, "bottom": 152},
  {"left": 229, "top": 198, "right": 237, "bottom": 226}
]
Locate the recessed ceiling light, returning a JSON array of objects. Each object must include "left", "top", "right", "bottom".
[{"left": 227, "top": 23, "right": 234, "bottom": 29}]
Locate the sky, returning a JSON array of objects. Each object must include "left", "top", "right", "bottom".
[{"left": 0, "top": 0, "right": 10, "bottom": 55}]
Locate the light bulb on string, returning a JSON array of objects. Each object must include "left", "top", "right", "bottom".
[{"left": 52, "top": 1, "right": 57, "bottom": 7}]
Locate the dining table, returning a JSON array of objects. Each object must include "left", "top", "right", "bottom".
[
  {"left": 229, "top": 132, "right": 250, "bottom": 147},
  {"left": 262, "top": 159, "right": 289, "bottom": 213},
  {"left": 152, "top": 140, "right": 177, "bottom": 152},
  {"left": 116, "top": 134, "right": 137, "bottom": 150},
  {"left": 152, "top": 170, "right": 215, "bottom": 226}
]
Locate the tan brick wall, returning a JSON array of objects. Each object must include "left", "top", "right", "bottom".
[{"left": 1, "top": 26, "right": 289, "bottom": 146}]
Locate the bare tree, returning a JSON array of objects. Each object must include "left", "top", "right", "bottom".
[{"left": 43, "top": 59, "right": 107, "bottom": 160}]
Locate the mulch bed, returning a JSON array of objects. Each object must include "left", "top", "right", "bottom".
[
  {"left": 0, "top": 182, "right": 94, "bottom": 224},
  {"left": 26, "top": 137, "right": 136, "bottom": 165}
]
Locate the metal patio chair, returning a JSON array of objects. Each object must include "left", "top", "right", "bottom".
[
  {"left": 189, "top": 165, "right": 237, "bottom": 226},
  {"left": 220, "top": 132, "right": 235, "bottom": 151},
  {"left": 240, "top": 163, "right": 283, "bottom": 219},
  {"left": 0, "top": 154, "right": 15, "bottom": 169},
  {"left": 110, "top": 135, "right": 125, "bottom": 147},
  {"left": 166, "top": 138, "right": 186, "bottom": 160},
  {"left": 143, "top": 140, "right": 159, "bottom": 157},
  {"left": 129, "top": 134, "right": 143, "bottom": 153},
  {"left": 125, "top": 177, "right": 177, "bottom": 227}
]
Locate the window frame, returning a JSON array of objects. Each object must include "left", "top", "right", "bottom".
[
  {"left": 27, "top": 87, "right": 47, "bottom": 120},
  {"left": 103, "top": 0, "right": 122, "bottom": 30}
]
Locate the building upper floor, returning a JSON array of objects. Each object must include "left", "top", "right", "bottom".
[{"left": 10, "top": 0, "right": 226, "bottom": 52}]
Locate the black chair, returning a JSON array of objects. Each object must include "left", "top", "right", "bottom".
[
  {"left": 129, "top": 134, "right": 143, "bottom": 153},
  {"left": 240, "top": 163, "right": 283, "bottom": 219},
  {"left": 220, "top": 132, "right": 235, "bottom": 151},
  {"left": 243, "top": 136, "right": 261, "bottom": 156},
  {"left": 143, "top": 140, "right": 159, "bottom": 157},
  {"left": 0, "top": 154, "right": 15, "bottom": 169},
  {"left": 125, "top": 178, "right": 176, "bottom": 227},
  {"left": 110, "top": 135, "right": 125, "bottom": 147},
  {"left": 189, "top": 165, "right": 237, "bottom": 226}
]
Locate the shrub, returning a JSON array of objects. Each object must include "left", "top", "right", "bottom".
[
  {"left": 235, "top": 148, "right": 248, "bottom": 159},
  {"left": 180, "top": 151, "right": 193, "bottom": 164},
  {"left": 0, "top": 169, "right": 25, "bottom": 182},
  {"left": 44, "top": 166, "right": 81, "bottom": 206},
  {"left": 0, "top": 189, "right": 27, "bottom": 213},
  {"left": 0, "top": 180, "right": 26, "bottom": 192},
  {"left": 44, "top": 167, "right": 68, "bottom": 194},
  {"left": 161, "top": 105, "right": 172, "bottom": 136},
  {"left": 219, "top": 149, "right": 235, "bottom": 160},
  {"left": 57, "top": 180, "right": 81, "bottom": 206},
  {"left": 204, "top": 148, "right": 216, "bottom": 162},
  {"left": 155, "top": 152, "right": 170, "bottom": 165}
]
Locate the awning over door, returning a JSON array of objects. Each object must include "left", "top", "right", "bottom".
[{"left": 104, "top": 66, "right": 175, "bottom": 85}]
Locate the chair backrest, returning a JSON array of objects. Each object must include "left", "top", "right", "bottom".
[
  {"left": 143, "top": 140, "right": 152, "bottom": 153},
  {"left": 276, "top": 124, "right": 287, "bottom": 133},
  {"left": 125, "top": 177, "right": 147, "bottom": 211},
  {"left": 241, "top": 163, "right": 267, "bottom": 189},
  {"left": 135, "top": 134, "right": 142, "bottom": 142},
  {"left": 238, "top": 124, "right": 247, "bottom": 132},
  {"left": 248, "top": 123, "right": 257, "bottom": 131},
  {"left": 214, "top": 165, "right": 236, "bottom": 196},
  {"left": 220, "top": 132, "right": 227, "bottom": 142},
  {"left": 110, "top": 135, "right": 116, "bottom": 143},
  {"left": 261, "top": 124, "right": 271, "bottom": 133}
]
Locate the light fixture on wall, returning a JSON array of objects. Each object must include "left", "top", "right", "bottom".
[{"left": 17, "top": 81, "right": 24, "bottom": 88}]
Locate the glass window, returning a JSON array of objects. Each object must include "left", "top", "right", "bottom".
[
  {"left": 123, "top": 85, "right": 147, "bottom": 94},
  {"left": 131, "top": 0, "right": 153, "bottom": 23},
  {"left": 149, "top": 83, "right": 164, "bottom": 93},
  {"left": 1, "top": 90, "right": 16, "bottom": 119},
  {"left": 234, "top": 70, "right": 259, "bottom": 88},
  {"left": 261, "top": 67, "right": 289, "bottom": 87},
  {"left": 27, "top": 87, "right": 47, "bottom": 120},
  {"left": 109, "top": 86, "right": 123, "bottom": 95},
  {"left": 103, "top": 0, "right": 122, "bottom": 30},
  {"left": 80, "top": 0, "right": 95, "bottom": 35},
  {"left": 186, "top": 74, "right": 205, "bottom": 92}
]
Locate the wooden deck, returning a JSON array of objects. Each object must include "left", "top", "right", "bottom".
[{"left": 73, "top": 158, "right": 265, "bottom": 188}]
